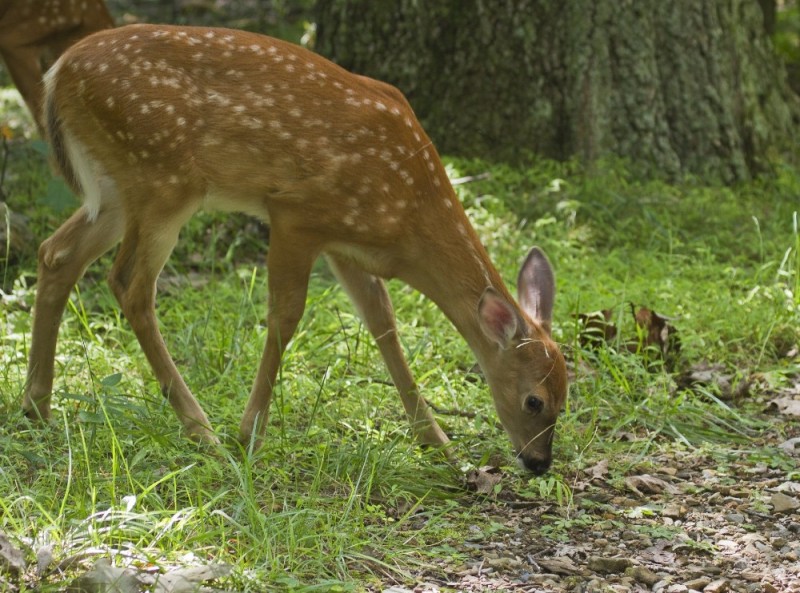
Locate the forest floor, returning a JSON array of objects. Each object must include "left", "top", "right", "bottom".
[
  {"left": 2, "top": 376, "right": 798, "bottom": 593},
  {"left": 385, "top": 382, "right": 800, "bottom": 593}
]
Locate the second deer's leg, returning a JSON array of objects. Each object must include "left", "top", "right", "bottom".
[
  {"left": 239, "top": 225, "right": 318, "bottom": 448},
  {"left": 107, "top": 204, "right": 216, "bottom": 443},
  {"left": 24, "top": 206, "right": 124, "bottom": 420},
  {"left": 0, "top": 46, "right": 45, "bottom": 131},
  {"left": 325, "top": 254, "right": 450, "bottom": 448}
]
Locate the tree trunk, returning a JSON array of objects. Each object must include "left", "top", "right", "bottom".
[{"left": 315, "top": 0, "right": 799, "bottom": 182}]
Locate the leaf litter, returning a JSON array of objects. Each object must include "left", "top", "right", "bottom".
[
  {"left": 384, "top": 431, "right": 800, "bottom": 592},
  {"left": 368, "top": 343, "right": 800, "bottom": 592}
]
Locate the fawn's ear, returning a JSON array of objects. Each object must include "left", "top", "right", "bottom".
[
  {"left": 478, "top": 287, "right": 520, "bottom": 349},
  {"left": 517, "top": 247, "right": 556, "bottom": 335}
]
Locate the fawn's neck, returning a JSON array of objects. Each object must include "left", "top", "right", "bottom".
[{"left": 403, "top": 206, "right": 516, "bottom": 373}]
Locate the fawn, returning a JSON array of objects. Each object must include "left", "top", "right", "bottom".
[{"left": 23, "top": 24, "right": 568, "bottom": 474}]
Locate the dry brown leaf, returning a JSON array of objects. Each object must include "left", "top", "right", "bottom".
[
  {"left": 575, "top": 304, "right": 680, "bottom": 367},
  {"left": 624, "top": 474, "right": 679, "bottom": 496},
  {"left": 676, "top": 362, "right": 750, "bottom": 400},
  {"left": 767, "top": 397, "right": 800, "bottom": 417},
  {"left": 585, "top": 459, "right": 610, "bottom": 481},
  {"left": 67, "top": 559, "right": 140, "bottom": 593},
  {"left": 465, "top": 466, "right": 503, "bottom": 495},
  {"left": 628, "top": 304, "right": 681, "bottom": 360},
  {"left": 639, "top": 544, "right": 676, "bottom": 566},
  {"left": 0, "top": 532, "right": 25, "bottom": 576},
  {"left": 576, "top": 309, "right": 617, "bottom": 347}
]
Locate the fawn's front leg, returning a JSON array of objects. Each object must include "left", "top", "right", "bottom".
[
  {"left": 326, "top": 254, "right": 450, "bottom": 448},
  {"left": 239, "top": 226, "right": 318, "bottom": 449}
]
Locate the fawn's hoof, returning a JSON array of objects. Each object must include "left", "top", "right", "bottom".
[{"left": 22, "top": 403, "right": 51, "bottom": 423}]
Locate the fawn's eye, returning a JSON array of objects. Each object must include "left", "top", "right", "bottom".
[{"left": 525, "top": 395, "right": 544, "bottom": 413}]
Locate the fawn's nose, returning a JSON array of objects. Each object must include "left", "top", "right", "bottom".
[{"left": 519, "top": 454, "right": 551, "bottom": 475}]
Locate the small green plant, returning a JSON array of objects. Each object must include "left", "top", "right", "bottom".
[{"left": 521, "top": 473, "right": 574, "bottom": 508}]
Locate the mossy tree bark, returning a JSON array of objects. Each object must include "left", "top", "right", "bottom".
[{"left": 315, "top": 0, "right": 799, "bottom": 181}]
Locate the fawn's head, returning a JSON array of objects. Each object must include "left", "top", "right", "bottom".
[{"left": 477, "top": 248, "right": 568, "bottom": 474}]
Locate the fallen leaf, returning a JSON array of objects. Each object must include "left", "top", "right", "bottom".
[
  {"left": 624, "top": 474, "right": 679, "bottom": 496},
  {"left": 629, "top": 304, "right": 681, "bottom": 361},
  {"left": 0, "top": 532, "right": 25, "bottom": 576},
  {"left": 778, "top": 437, "right": 800, "bottom": 456},
  {"left": 576, "top": 309, "right": 617, "bottom": 347},
  {"left": 152, "top": 564, "right": 232, "bottom": 593},
  {"left": 767, "top": 397, "right": 800, "bottom": 417},
  {"left": 675, "top": 362, "right": 749, "bottom": 400},
  {"left": 465, "top": 466, "right": 503, "bottom": 495},
  {"left": 585, "top": 459, "right": 610, "bottom": 481},
  {"left": 639, "top": 543, "right": 676, "bottom": 566},
  {"left": 67, "top": 558, "right": 140, "bottom": 593}
]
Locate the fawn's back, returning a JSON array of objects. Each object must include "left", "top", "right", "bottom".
[{"left": 47, "top": 24, "right": 455, "bottom": 274}]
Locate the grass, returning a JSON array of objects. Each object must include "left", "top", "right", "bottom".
[{"left": 1, "top": 101, "right": 799, "bottom": 590}]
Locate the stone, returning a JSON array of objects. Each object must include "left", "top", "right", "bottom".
[
  {"left": 625, "top": 565, "right": 660, "bottom": 586},
  {"left": 684, "top": 577, "right": 712, "bottom": 590},
  {"left": 588, "top": 556, "right": 633, "bottom": 574},
  {"left": 703, "top": 579, "right": 729, "bottom": 593},
  {"left": 770, "top": 492, "right": 800, "bottom": 513}
]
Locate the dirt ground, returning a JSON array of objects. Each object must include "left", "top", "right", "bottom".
[{"left": 386, "top": 400, "right": 800, "bottom": 592}]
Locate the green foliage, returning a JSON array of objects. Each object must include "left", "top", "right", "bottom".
[{"left": 451, "top": 156, "right": 800, "bottom": 365}]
